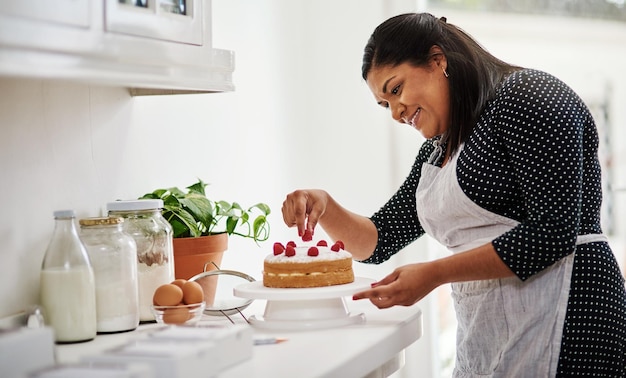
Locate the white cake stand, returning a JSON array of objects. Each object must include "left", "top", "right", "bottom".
[{"left": 233, "top": 277, "right": 375, "bottom": 331}]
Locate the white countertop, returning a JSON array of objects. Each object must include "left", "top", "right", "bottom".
[{"left": 55, "top": 298, "right": 423, "bottom": 378}]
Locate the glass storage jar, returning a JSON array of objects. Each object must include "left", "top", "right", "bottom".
[
  {"left": 79, "top": 216, "right": 139, "bottom": 333},
  {"left": 107, "top": 199, "right": 174, "bottom": 322}
]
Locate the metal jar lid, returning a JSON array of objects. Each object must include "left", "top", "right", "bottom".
[
  {"left": 106, "top": 199, "right": 164, "bottom": 212},
  {"left": 79, "top": 216, "right": 124, "bottom": 227},
  {"left": 53, "top": 209, "right": 75, "bottom": 219}
]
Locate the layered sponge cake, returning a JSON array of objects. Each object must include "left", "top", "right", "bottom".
[{"left": 263, "top": 239, "right": 354, "bottom": 288}]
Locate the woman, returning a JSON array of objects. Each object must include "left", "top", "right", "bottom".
[{"left": 281, "top": 13, "right": 626, "bottom": 377}]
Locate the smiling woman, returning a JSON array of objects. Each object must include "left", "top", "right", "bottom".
[
  {"left": 281, "top": 11, "right": 626, "bottom": 377},
  {"left": 362, "top": 14, "right": 520, "bottom": 160}
]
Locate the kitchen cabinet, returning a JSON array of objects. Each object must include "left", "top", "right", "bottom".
[
  {"left": 0, "top": 0, "right": 234, "bottom": 95},
  {"left": 106, "top": 0, "right": 204, "bottom": 45},
  {"left": 0, "top": 0, "right": 90, "bottom": 28}
]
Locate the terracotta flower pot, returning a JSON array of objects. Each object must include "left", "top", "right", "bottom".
[{"left": 173, "top": 233, "right": 228, "bottom": 306}]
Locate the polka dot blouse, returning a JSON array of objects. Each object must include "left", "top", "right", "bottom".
[{"left": 365, "top": 69, "right": 626, "bottom": 376}]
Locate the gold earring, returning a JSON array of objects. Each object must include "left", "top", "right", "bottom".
[{"left": 442, "top": 67, "right": 449, "bottom": 78}]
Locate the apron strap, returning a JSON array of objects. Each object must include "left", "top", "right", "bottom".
[{"left": 576, "top": 233, "right": 608, "bottom": 245}]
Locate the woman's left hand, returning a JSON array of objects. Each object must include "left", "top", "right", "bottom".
[{"left": 353, "top": 263, "right": 440, "bottom": 309}]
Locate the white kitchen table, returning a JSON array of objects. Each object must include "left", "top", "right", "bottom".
[{"left": 55, "top": 298, "right": 423, "bottom": 378}]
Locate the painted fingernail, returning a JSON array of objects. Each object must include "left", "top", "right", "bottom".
[
  {"left": 352, "top": 295, "right": 358, "bottom": 300},
  {"left": 371, "top": 282, "right": 378, "bottom": 288}
]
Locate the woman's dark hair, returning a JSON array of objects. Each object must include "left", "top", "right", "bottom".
[{"left": 362, "top": 13, "right": 521, "bottom": 155}]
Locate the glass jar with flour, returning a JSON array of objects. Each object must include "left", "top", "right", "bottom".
[
  {"left": 107, "top": 200, "right": 174, "bottom": 322},
  {"left": 79, "top": 216, "right": 139, "bottom": 333}
]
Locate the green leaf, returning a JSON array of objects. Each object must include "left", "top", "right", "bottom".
[
  {"left": 180, "top": 194, "right": 214, "bottom": 230},
  {"left": 215, "top": 200, "right": 233, "bottom": 216},
  {"left": 164, "top": 205, "right": 201, "bottom": 237},
  {"left": 250, "top": 203, "right": 271, "bottom": 215},
  {"left": 162, "top": 194, "right": 181, "bottom": 208},
  {"left": 167, "top": 187, "right": 187, "bottom": 197},
  {"left": 140, "top": 188, "right": 172, "bottom": 200},
  {"left": 187, "top": 179, "right": 208, "bottom": 196},
  {"left": 139, "top": 179, "right": 272, "bottom": 244},
  {"left": 225, "top": 216, "right": 238, "bottom": 235},
  {"left": 169, "top": 218, "right": 190, "bottom": 238},
  {"left": 253, "top": 215, "right": 270, "bottom": 241}
]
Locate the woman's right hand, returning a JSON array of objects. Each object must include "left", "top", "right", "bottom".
[
  {"left": 281, "top": 189, "right": 378, "bottom": 260},
  {"left": 281, "top": 189, "right": 329, "bottom": 237}
]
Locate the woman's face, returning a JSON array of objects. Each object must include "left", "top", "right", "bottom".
[{"left": 366, "top": 58, "right": 450, "bottom": 139}]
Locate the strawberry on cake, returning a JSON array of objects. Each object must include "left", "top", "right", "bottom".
[{"left": 263, "top": 233, "right": 355, "bottom": 288}]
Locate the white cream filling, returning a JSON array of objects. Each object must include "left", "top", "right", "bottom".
[{"left": 265, "top": 272, "right": 326, "bottom": 277}]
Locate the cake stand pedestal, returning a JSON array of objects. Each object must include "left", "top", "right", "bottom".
[{"left": 233, "top": 277, "right": 375, "bottom": 331}]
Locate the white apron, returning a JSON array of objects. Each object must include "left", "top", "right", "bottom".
[{"left": 415, "top": 143, "right": 607, "bottom": 377}]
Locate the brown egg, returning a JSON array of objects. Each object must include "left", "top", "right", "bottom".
[
  {"left": 182, "top": 281, "right": 204, "bottom": 305},
  {"left": 162, "top": 307, "right": 191, "bottom": 324},
  {"left": 153, "top": 284, "right": 184, "bottom": 306},
  {"left": 171, "top": 279, "right": 187, "bottom": 289}
]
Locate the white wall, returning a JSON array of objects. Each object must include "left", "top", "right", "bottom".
[
  {"left": 1, "top": 1, "right": 625, "bottom": 377},
  {"left": 0, "top": 0, "right": 412, "bottom": 317}
]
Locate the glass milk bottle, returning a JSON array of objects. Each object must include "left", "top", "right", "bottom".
[
  {"left": 107, "top": 200, "right": 174, "bottom": 322},
  {"left": 79, "top": 216, "right": 139, "bottom": 333},
  {"left": 40, "top": 210, "right": 97, "bottom": 343}
]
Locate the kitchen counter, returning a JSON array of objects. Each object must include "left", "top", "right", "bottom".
[{"left": 55, "top": 299, "right": 423, "bottom": 377}]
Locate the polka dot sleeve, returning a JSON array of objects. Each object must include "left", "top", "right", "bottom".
[
  {"left": 361, "top": 141, "right": 433, "bottom": 264},
  {"left": 490, "top": 70, "right": 593, "bottom": 280}
]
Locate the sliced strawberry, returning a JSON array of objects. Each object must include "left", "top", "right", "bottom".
[
  {"left": 307, "top": 247, "right": 319, "bottom": 256},
  {"left": 316, "top": 240, "right": 328, "bottom": 247},
  {"left": 335, "top": 240, "right": 345, "bottom": 249},
  {"left": 273, "top": 242, "right": 285, "bottom": 255},
  {"left": 285, "top": 245, "right": 296, "bottom": 257},
  {"left": 302, "top": 229, "right": 313, "bottom": 242},
  {"left": 330, "top": 243, "right": 341, "bottom": 252},
  {"left": 287, "top": 240, "right": 297, "bottom": 248}
]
